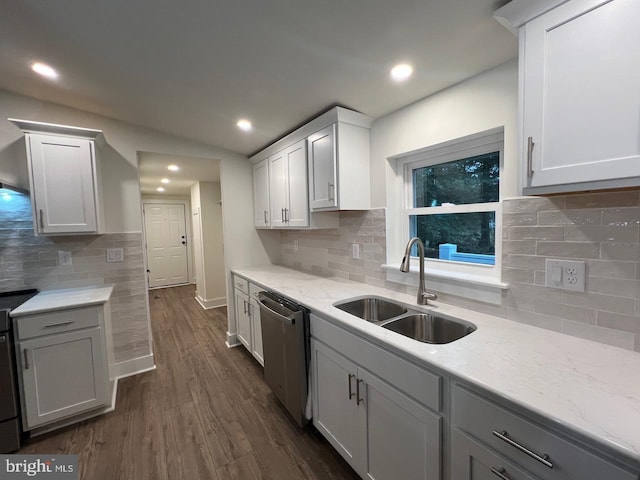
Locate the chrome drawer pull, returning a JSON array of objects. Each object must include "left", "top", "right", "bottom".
[
  {"left": 491, "top": 467, "right": 511, "bottom": 480},
  {"left": 348, "top": 374, "right": 355, "bottom": 400},
  {"left": 526, "top": 136, "right": 535, "bottom": 177},
  {"left": 264, "top": 210, "right": 268, "bottom": 224},
  {"left": 492, "top": 430, "right": 553, "bottom": 469},
  {"left": 356, "top": 378, "right": 364, "bottom": 405},
  {"left": 44, "top": 320, "right": 74, "bottom": 328}
]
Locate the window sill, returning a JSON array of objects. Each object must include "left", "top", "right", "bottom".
[{"left": 381, "top": 264, "right": 509, "bottom": 305}]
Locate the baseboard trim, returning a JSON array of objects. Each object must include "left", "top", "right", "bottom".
[
  {"left": 226, "top": 332, "right": 240, "bottom": 348},
  {"left": 111, "top": 354, "right": 156, "bottom": 379},
  {"left": 195, "top": 295, "right": 227, "bottom": 310}
]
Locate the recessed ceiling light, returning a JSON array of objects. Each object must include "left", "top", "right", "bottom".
[
  {"left": 31, "top": 62, "right": 59, "bottom": 80},
  {"left": 161, "top": 178, "right": 170, "bottom": 184},
  {"left": 237, "top": 119, "right": 252, "bottom": 132},
  {"left": 390, "top": 63, "right": 413, "bottom": 82},
  {"left": 167, "top": 165, "right": 179, "bottom": 172},
  {"left": 156, "top": 187, "right": 165, "bottom": 192}
]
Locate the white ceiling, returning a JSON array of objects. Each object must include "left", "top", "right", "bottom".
[
  {"left": 0, "top": 0, "right": 516, "bottom": 157},
  {"left": 138, "top": 152, "right": 220, "bottom": 196}
]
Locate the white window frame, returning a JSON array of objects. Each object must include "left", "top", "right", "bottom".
[{"left": 389, "top": 128, "right": 504, "bottom": 285}]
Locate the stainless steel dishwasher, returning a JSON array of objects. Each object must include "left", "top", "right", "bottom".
[{"left": 257, "top": 291, "right": 310, "bottom": 427}]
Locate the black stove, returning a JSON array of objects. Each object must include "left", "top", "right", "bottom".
[{"left": 0, "top": 288, "right": 38, "bottom": 453}]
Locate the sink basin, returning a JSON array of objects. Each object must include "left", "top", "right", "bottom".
[
  {"left": 334, "top": 296, "right": 408, "bottom": 322},
  {"left": 381, "top": 313, "right": 476, "bottom": 344}
]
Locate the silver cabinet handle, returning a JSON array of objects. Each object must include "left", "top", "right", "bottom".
[
  {"left": 491, "top": 467, "right": 511, "bottom": 480},
  {"left": 328, "top": 182, "right": 335, "bottom": 202},
  {"left": 263, "top": 210, "right": 268, "bottom": 224},
  {"left": 284, "top": 208, "right": 289, "bottom": 223},
  {"left": 348, "top": 374, "right": 355, "bottom": 400},
  {"left": 39, "top": 209, "right": 45, "bottom": 229},
  {"left": 243, "top": 300, "right": 247, "bottom": 314},
  {"left": 281, "top": 208, "right": 285, "bottom": 223},
  {"left": 492, "top": 430, "right": 553, "bottom": 469},
  {"left": 356, "top": 378, "right": 364, "bottom": 405},
  {"left": 526, "top": 136, "right": 535, "bottom": 177},
  {"left": 44, "top": 320, "right": 74, "bottom": 328},
  {"left": 23, "top": 349, "right": 30, "bottom": 369},
  {"left": 0, "top": 335, "right": 6, "bottom": 344}
]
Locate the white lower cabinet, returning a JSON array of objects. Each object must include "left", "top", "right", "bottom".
[
  {"left": 235, "top": 289, "right": 251, "bottom": 350},
  {"left": 14, "top": 305, "right": 110, "bottom": 430},
  {"left": 311, "top": 338, "right": 441, "bottom": 479},
  {"left": 233, "top": 274, "right": 264, "bottom": 366}
]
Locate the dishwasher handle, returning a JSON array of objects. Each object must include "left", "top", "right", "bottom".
[{"left": 258, "top": 296, "right": 296, "bottom": 325}]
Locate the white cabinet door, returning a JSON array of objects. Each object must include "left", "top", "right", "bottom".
[
  {"left": 358, "top": 368, "right": 441, "bottom": 480},
  {"left": 451, "top": 429, "right": 539, "bottom": 480},
  {"left": 308, "top": 125, "right": 337, "bottom": 210},
  {"left": 268, "top": 150, "right": 288, "bottom": 227},
  {"left": 253, "top": 159, "right": 270, "bottom": 228},
  {"left": 311, "top": 339, "right": 361, "bottom": 471},
  {"left": 284, "top": 140, "right": 309, "bottom": 227},
  {"left": 248, "top": 298, "right": 264, "bottom": 366},
  {"left": 19, "top": 327, "right": 108, "bottom": 429},
  {"left": 235, "top": 289, "right": 251, "bottom": 349},
  {"left": 27, "top": 133, "right": 99, "bottom": 234},
  {"left": 522, "top": 0, "right": 640, "bottom": 191}
]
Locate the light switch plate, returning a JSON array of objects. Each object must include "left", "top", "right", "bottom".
[
  {"left": 106, "top": 248, "right": 124, "bottom": 263},
  {"left": 352, "top": 243, "right": 360, "bottom": 259},
  {"left": 545, "top": 259, "right": 586, "bottom": 292},
  {"left": 58, "top": 251, "right": 72, "bottom": 266}
]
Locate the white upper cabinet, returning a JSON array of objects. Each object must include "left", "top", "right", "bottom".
[
  {"left": 11, "top": 119, "right": 104, "bottom": 235},
  {"left": 253, "top": 158, "right": 270, "bottom": 228},
  {"left": 308, "top": 119, "right": 371, "bottom": 212},
  {"left": 495, "top": 0, "right": 640, "bottom": 194},
  {"left": 250, "top": 107, "right": 370, "bottom": 229}
]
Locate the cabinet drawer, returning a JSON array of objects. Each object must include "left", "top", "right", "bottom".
[
  {"left": 452, "top": 385, "right": 636, "bottom": 480},
  {"left": 311, "top": 313, "right": 441, "bottom": 412},
  {"left": 233, "top": 275, "right": 249, "bottom": 295},
  {"left": 15, "top": 306, "right": 101, "bottom": 340},
  {"left": 248, "top": 282, "right": 264, "bottom": 301}
]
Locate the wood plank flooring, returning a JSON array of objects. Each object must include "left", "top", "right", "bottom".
[{"left": 19, "top": 285, "right": 359, "bottom": 480}]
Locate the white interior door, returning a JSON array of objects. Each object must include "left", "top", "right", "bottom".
[{"left": 144, "top": 203, "right": 189, "bottom": 288}]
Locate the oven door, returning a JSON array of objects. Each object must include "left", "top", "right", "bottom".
[{"left": 0, "top": 329, "right": 21, "bottom": 452}]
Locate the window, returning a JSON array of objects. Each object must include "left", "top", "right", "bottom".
[{"left": 397, "top": 128, "right": 503, "bottom": 280}]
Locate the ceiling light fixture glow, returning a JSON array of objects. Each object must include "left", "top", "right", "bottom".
[
  {"left": 156, "top": 187, "right": 165, "bottom": 192},
  {"left": 390, "top": 63, "right": 413, "bottom": 82},
  {"left": 167, "top": 165, "right": 179, "bottom": 172},
  {"left": 31, "top": 62, "right": 59, "bottom": 80},
  {"left": 237, "top": 119, "right": 252, "bottom": 132},
  {"left": 161, "top": 178, "right": 170, "bottom": 184}
]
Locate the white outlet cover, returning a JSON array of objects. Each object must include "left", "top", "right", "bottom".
[
  {"left": 352, "top": 243, "right": 360, "bottom": 259},
  {"left": 545, "top": 259, "right": 586, "bottom": 292},
  {"left": 106, "top": 248, "right": 124, "bottom": 263},
  {"left": 58, "top": 251, "right": 72, "bottom": 266}
]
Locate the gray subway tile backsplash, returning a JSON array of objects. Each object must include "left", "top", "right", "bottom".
[{"left": 275, "top": 190, "right": 640, "bottom": 352}]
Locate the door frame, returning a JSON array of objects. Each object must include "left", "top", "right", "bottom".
[{"left": 141, "top": 197, "right": 196, "bottom": 288}]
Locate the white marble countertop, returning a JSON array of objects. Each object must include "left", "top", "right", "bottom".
[
  {"left": 233, "top": 265, "right": 640, "bottom": 464},
  {"left": 10, "top": 285, "right": 114, "bottom": 317}
]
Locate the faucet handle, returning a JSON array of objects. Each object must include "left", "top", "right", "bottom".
[{"left": 422, "top": 291, "right": 438, "bottom": 302}]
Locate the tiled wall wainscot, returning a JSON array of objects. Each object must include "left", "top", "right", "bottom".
[
  {"left": 0, "top": 191, "right": 150, "bottom": 363},
  {"left": 275, "top": 190, "right": 640, "bottom": 352},
  {"left": 502, "top": 191, "right": 640, "bottom": 351}
]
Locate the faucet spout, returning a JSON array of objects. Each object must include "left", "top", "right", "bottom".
[{"left": 400, "top": 237, "right": 438, "bottom": 305}]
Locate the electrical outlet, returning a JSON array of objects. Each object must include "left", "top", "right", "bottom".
[
  {"left": 545, "top": 259, "right": 586, "bottom": 292},
  {"left": 58, "top": 251, "right": 72, "bottom": 266},
  {"left": 293, "top": 240, "right": 299, "bottom": 252},
  {"left": 352, "top": 243, "right": 360, "bottom": 259},
  {"left": 106, "top": 248, "right": 124, "bottom": 263}
]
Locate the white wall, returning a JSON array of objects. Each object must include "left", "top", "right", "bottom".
[
  {"left": 370, "top": 60, "right": 518, "bottom": 264},
  {"left": 189, "top": 181, "right": 226, "bottom": 307}
]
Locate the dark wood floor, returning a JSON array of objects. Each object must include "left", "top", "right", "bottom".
[{"left": 19, "top": 285, "right": 359, "bottom": 480}]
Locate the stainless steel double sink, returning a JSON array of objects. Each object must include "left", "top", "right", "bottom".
[{"left": 334, "top": 296, "right": 476, "bottom": 344}]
